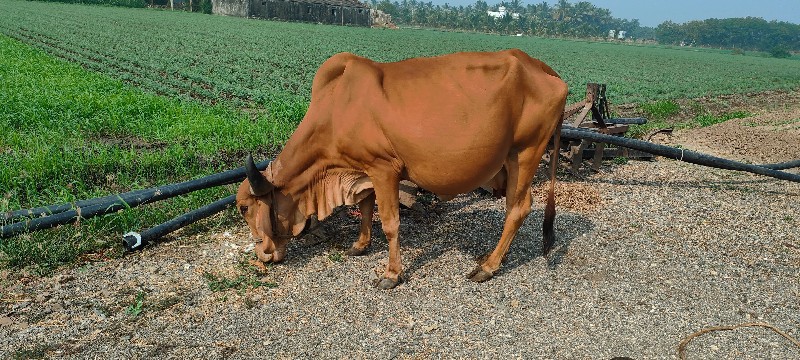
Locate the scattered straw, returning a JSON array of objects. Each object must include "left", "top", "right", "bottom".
[
  {"left": 532, "top": 182, "right": 603, "bottom": 213},
  {"left": 678, "top": 322, "right": 800, "bottom": 359}
]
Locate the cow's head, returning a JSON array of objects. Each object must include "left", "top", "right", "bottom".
[{"left": 236, "top": 155, "right": 306, "bottom": 263}]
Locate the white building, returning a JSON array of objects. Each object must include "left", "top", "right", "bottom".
[{"left": 487, "top": 6, "right": 520, "bottom": 20}]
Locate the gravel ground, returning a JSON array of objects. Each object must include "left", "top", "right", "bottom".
[{"left": 2, "top": 100, "right": 799, "bottom": 359}]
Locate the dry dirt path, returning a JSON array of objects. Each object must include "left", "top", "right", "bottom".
[{"left": 2, "top": 91, "right": 799, "bottom": 359}]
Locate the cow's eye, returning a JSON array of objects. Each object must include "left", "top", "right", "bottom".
[{"left": 239, "top": 206, "right": 248, "bottom": 216}]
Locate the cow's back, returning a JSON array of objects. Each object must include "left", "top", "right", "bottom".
[{"left": 309, "top": 50, "right": 567, "bottom": 197}]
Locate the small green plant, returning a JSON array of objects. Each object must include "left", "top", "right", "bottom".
[
  {"left": 612, "top": 156, "right": 629, "bottom": 165},
  {"left": 202, "top": 271, "right": 277, "bottom": 292},
  {"left": 125, "top": 291, "right": 146, "bottom": 317},
  {"left": 328, "top": 251, "right": 344, "bottom": 263},
  {"left": 639, "top": 100, "right": 681, "bottom": 120},
  {"left": 731, "top": 48, "right": 745, "bottom": 55}
]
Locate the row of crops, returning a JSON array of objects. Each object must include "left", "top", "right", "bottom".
[{"left": 2, "top": 0, "right": 800, "bottom": 112}]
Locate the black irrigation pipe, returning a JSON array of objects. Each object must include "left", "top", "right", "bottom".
[
  {"left": 761, "top": 159, "right": 800, "bottom": 170},
  {"left": 561, "top": 127, "right": 800, "bottom": 183},
  {"left": 4, "top": 128, "right": 800, "bottom": 244},
  {"left": 127, "top": 129, "right": 800, "bottom": 251},
  {"left": 122, "top": 194, "right": 236, "bottom": 251},
  {"left": 604, "top": 117, "right": 648, "bottom": 125},
  {"left": 3, "top": 159, "right": 273, "bottom": 225},
  {"left": 3, "top": 189, "right": 152, "bottom": 224},
  {"left": 0, "top": 159, "right": 270, "bottom": 239}
]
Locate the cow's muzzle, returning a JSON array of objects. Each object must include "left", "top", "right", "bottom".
[{"left": 254, "top": 239, "right": 287, "bottom": 263}]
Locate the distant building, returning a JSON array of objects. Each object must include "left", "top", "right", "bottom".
[
  {"left": 487, "top": 6, "right": 520, "bottom": 20},
  {"left": 608, "top": 29, "right": 626, "bottom": 40},
  {"left": 212, "top": 0, "right": 393, "bottom": 27}
]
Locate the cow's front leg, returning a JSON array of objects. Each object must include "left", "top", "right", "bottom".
[
  {"left": 346, "top": 192, "right": 375, "bottom": 256},
  {"left": 369, "top": 169, "right": 402, "bottom": 290}
]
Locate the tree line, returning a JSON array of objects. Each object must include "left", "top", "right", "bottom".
[
  {"left": 372, "top": 0, "right": 799, "bottom": 55},
  {"left": 373, "top": 0, "right": 653, "bottom": 39},
  {"left": 656, "top": 17, "right": 799, "bottom": 56},
  {"left": 30, "top": 0, "right": 800, "bottom": 55}
]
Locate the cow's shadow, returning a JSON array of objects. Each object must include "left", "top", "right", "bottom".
[
  {"left": 401, "top": 201, "right": 594, "bottom": 277},
  {"left": 295, "top": 192, "right": 594, "bottom": 279}
]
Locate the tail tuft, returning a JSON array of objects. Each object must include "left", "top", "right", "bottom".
[
  {"left": 542, "top": 190, "right": 556, "bottom": 254},
  {"left": 542, "top": 116, "right": 563, "bottom": 255}
]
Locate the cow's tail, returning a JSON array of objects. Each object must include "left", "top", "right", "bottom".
[{"left": 542, "top": 115, "right": 563, "bottom": 255}]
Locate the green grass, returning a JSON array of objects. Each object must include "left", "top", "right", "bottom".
[
  {"left": 638, "top": 100, "right": 681, "bottom": 120},
  {"left": 0, "top": 34, "right": 293, "bottom": 273},
  {"left": 693, "top": 111, "right": 753, "bottom": 127}
]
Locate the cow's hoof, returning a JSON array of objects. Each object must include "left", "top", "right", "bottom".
[
  {"left": 345, "top": 247, "right": 368, "bottom": 256},
  {"left": 467, "top": 266, "right": 494, "bottom": 282},
  {"left": 372, "top": 277, "right": 399, "bottom": 290}
]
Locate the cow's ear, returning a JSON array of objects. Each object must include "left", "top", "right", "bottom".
[{"left": 246, "top": 155, "right": 273, "bottom": 196}]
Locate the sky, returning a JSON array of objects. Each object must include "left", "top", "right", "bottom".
[{"left": 428, "top": 0, "right": 800, "bottom": 27}]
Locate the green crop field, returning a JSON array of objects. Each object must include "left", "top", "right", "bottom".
[
  {"left": 2, "top": 0, "right": 799, "bottom": 108},
  {"left": 1, "top": 0, "right": 799, "bottom": 272}
]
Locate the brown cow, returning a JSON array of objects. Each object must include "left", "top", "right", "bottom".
[{"left": 236, "top": 49, "right": 568, "bottom": 289}]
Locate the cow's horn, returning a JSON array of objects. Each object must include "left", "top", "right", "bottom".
[{"left": 245, "top": 154, "right": 273, "bottom": 196}]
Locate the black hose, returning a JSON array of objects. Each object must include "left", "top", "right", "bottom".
[
  {"left": 1, "top": 159, "right": 270, "bottom": 239},
  {"left": 123, "top": 195, "right": 236, "bottom": 251},
  {"left": 3, "top": 189, "right": 152, "bottom": 224},
  {"left": 604, "top": 117, "right": 648, "bottom": 125},
  {"left": 3, "top": 159, "right": 271, "bottom": 225},
  {"left": 760, "top": 159, "right": 800, "bottom": 170},
  {"left": 561, "top": 127, "right": 800, "bottom": 183}
]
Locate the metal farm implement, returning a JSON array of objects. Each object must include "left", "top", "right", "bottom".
[
  {"left": 560, "top": 83, "right": 653, "bottom": 173},
  {"left": 557, "top": 83, "right": 800, "bottom": 177}
]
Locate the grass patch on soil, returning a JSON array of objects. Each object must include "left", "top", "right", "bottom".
[
  {"left": 201, "top": 253, "right": 277, "bottom": 293},
  {"left": 0, "top": 35, "right": 294, "bottom": 273},
  {"left": 693, "top": 110, "right": 752, "bottom": 127},
  {"left": 9, "top": 343, "right": 57, "bottom": 360},
  {"left": 638, "top": 100, "right": 681, "bottom": 120},
  {"left": 628, "top": 98, "right": 754, "bottom": 138},
  {"left": 202, "top": 271, "right": 277, "bottom": 292}
]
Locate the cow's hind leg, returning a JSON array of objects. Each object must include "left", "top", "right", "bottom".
[
  {"left": 346, "top": 192, "right": 376, "bottom": 256},
  {"left": 468, "top": 149, "right": 542, "bottom": 282},
  {"left": 367, "top": 168, "right": 403, "bottom": 290}
]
